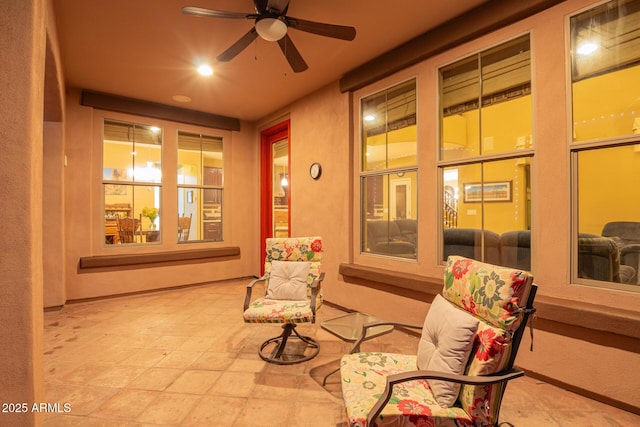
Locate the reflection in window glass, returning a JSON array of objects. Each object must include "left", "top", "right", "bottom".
[
  {"left": 571, "top": 0, "right": 640, "bottom": 142},
  {"left": 103, "top": 119, "right": 162, "bottom": 245},
  {"left": 362, "top": 79, "right": 417, "bottom": 171},
  {"left": 441, "top": 35, "right": 532, "bottom": 162},
  {"left": 571, "top": 0, "right": 640, "bottom": 290},
  {"left": 360, "top": 79, "right": 418, "bottom": 259},
  {"left": 439, "top": 35, "right": 532, "bottom": 269},
  {"left": 442, "top": 159, "right": 531, "bottom": 269},
  {"left": 576, "top": 146, "right": 640, "bottom": 285},
  {"left": 362, "top": 171, "right": 418, "bottom": 258},
  {"left": 178, "top": 131, "right": 223, "bottom": 242}
]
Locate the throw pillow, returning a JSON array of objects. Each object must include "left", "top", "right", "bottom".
[
  {"left": 416, "top": 294, "right": 479, "bottom": 407},
  {"left": 266, "top": 261, "right": 310, "bottom": 300}
]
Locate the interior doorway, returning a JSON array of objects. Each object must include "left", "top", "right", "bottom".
[{"left": 260, "top": 120, "right": 291, "bottom": 272}]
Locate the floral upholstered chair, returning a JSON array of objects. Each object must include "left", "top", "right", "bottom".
[
  {"left": 243, "top": 236, "right": 324, "bottom": 364},
  {"left": 340, "top": 255, "right": 536, "bottom": 426}
]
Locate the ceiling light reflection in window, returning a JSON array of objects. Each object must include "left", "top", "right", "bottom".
[{"left": 577, "top": 41, "right": 599, "bottom": 55}]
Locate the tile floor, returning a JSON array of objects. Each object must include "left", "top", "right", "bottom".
[{"left": 42, "top": 279, "right": 639, "bottom": 426}]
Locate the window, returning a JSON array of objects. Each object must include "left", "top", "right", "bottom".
[
  {"left": 177, "top": 131, "right": 224, "bottom": 242},
  {"left": 439, "top": 35, "right": 533, "bottom": 269},
  {"left": 103, "top": 119, "right": 162, "bottom": 245},
  {"left": 571, "top": 0, "right": 640, "bottom": 289},
  {"left": 360, "top": 79, "right": 418, "bottom": 259}
]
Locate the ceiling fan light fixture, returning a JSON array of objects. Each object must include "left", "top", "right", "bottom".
[{"left": 255, "top": 17, "right": 287, "bottom": 41}]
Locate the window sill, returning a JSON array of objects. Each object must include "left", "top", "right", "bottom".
[
  {"left": 79, "top": 247, "right": 240, "bottom": 270},
  {"left": 339, "top": 263, "right": 640, "bottom": 340}
]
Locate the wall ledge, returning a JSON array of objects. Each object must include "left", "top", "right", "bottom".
[
  {"left": 339, "top": 263, "right": 640, "bottom": 341},
  {"left": 79, "top": 247, "right": 240, "bottom": 270}
]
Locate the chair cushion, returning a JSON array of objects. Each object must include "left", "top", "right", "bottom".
[
  {"left": 443, "top": 255, "right": 533, "bottom": 331},
  {"left": 340, "top": 352, "right": 472, "bottom": 427},
  {"left": 243, "top": 298, "right": 314, "bottom": 324},
  {"left": 417, "top": 294, "right": 479, "bottom": 407},
  {"left": 266, "top": 261, "right": 310, "bottom": 300}
]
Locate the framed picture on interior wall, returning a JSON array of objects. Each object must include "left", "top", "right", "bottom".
[
  {"left": 104, "top": 184, "right": 127, "bottom": 195},
  {"left": 103, "top": 168, "right": 128, "bottom": 195},
  {"left": 187, "top": 190, "right": 193, "bottom": 204},
  {"left": 463, "top": 181, "right": 512, "bottom": 203}
]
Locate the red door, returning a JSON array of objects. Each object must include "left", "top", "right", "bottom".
[{"left": 260, "top": 120, "right": 290, "bottom": 273}]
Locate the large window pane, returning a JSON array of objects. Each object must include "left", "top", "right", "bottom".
[
  {"left": 576, "top": 145, "right": 640, "bottom": 285},
  {"left": 362, "top": 79, "right": 417, "bottom": 171},
  {"left": 360, "top": 79, "right": 418, "bottom": 260},
  {"left": 571, "top": 0, "right": 640, "bottom": 142},
  {"left": 103, "top": 119, "right": 162, "bottom": 245},
  {"left": 362, "top": 171, "right": 418, "bottom": 258},
  {"left": 441, "top": 35, "right": 532, "bottom": 161},
  {"left": 178, "top": 131, "right": 223, "bottom": 242},
  {"left": 439, "top": 36, "right": 532, "bottom": 270},
  {"left": 571, "top": 0, "right": 640, "bottom": 290}
]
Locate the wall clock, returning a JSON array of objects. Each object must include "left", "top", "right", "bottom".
[{"left": 309, "top": 162, "right": 322, "bottom": 180}]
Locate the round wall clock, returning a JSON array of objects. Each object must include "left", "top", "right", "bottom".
[{"left": 309, "top": 162, "right": 322, "bottom": 180}]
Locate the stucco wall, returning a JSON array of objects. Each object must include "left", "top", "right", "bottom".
[
  {"left": 61, "top": 90, "right": 260, "bottom": 300},
  {"left": 312, "top": 0, "right": 639, "bottom": 411},
  {"left": 0, "top": 1, "right": 46, "bottom": 425}
]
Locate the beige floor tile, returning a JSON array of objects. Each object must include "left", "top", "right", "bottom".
[
  {"left": 165, "top": 369, "right": 222, "bottom": 394},
  {"left": 135, "top": 392, "right": 201, "bottom": 425},
  {"left": 155, "top": 349, "right": 203, "bottom": 369},
  {"left": 127, "top": 367, "right": 184, "bottom": 391},
  {"left": 119, "top": 348, "right": 170, "bottom": 367},
  {"left": 190, "top": 351, "right": 237, "bottom": 371},
  {"left": 290, "top": 401, "right": 346, "bottom": 427},
  {"left": 178, "top": 336, "right": 219, "bottom": 351},
  {"left": 181, "top": 395, "right": 247, "bottom": 427},
  {"left": 146, "top": 334, "right": 190, "bottom": 350},
  {"left": 252, "top": 373, "right": 301, "bottom": 399},
  {"left": 87, "top": 365, "right": 147, "bottom": 388},
  {"left": 61, "top": 364, "right": 111, "bottom": 385},
  {"left": 91, "top": 388, "right": 160, "bottom": 420},
  {"left": 208, "top": 371, "right": 258, "bottom": 398},
  {"left": 50, "top": 384, "right": 119, "bottom": 416},
  {"left": 232, "top": 398, "right": 294, "bottom": 427}
]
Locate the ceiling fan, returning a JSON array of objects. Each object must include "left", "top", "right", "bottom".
[{"left": 182, "top": 0, "right": 356, "bottom": 73}]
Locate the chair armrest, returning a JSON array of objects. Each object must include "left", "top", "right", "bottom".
[
  {"left": 309, "top": 272, "right": 325, "bottom": 320},
  {"left": 350, "top": 321, "right": 423, "bottom": 354},
  {"left": 243, "top": 275, "right": 267, "bottom": 311},
  {"left": 620, "top": 243, "right": 640, "bottom": 257},
  {"left": 367, "top": 368, "right": 525, "bottom": 426}
]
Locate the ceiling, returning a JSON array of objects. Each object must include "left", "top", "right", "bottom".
[{"left": 52, "top": 0, "right": 488, "bottom": 122}]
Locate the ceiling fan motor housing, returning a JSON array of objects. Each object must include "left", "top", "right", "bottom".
[{"left": 255, "top": 17, "right": 288, "bottom": 41}]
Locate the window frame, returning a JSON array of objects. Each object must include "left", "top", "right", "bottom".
[
  {"left": 358, "top": 77, "right": 419, "bottom": 260},
  {"left": 436, "top": 33, "right": 535, "bottom": 267},
  {"left": 101, "top": 118, "right": 163, "bottom": 247},
  {"left": 177, "top": 130, "right": 225, "bottom": 243},
  {"left": 568, "top": 0, "right": 640, "bottom": 292}
]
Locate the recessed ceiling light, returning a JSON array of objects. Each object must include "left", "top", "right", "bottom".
[
  {"left": 172, "top": 95, "right": 191, "bottom": 103},
  {"left": 364, "top": 114, "right": 376, "bottom": 122},
  {"left": 197, "top": 64, "right": 213, "bottom": 76}
]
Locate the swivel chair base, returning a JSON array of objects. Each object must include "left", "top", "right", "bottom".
[{"left": 258, "top": 323, "right": 320, "bottom": 365}]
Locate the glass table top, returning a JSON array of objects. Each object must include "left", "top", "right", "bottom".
[{"left": 321, "top": 311, "right": 394, "bottom": 342}]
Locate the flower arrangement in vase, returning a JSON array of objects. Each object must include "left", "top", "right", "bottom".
[{"left": 142, "top": 206, "right": 159, "bottom": 230}]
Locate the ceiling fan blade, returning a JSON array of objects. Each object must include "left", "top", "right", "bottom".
[
  {"left": 182, "top": 6, "right": 255, "bottom": 20},
  {"left": 286, "top": 17, "right": 356, "bottom": 41},
  {"left": 277, "top": 35, "right": 308, "bottom": 73},
  {"left": 217, "top": 28, "right": 259, "bottom": 62}
]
